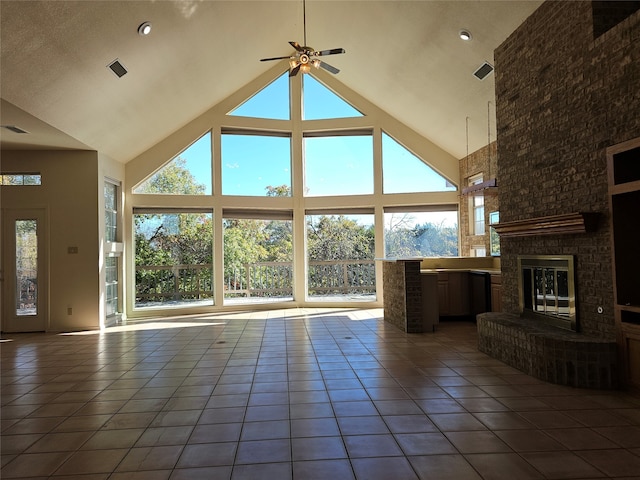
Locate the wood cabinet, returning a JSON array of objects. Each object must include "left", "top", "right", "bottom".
[
  {"left": 470, "top": 272, "right": 491, "bottom": 315},
  {"left": 420, "top": 272, "right": 439, "bottom": 332},
  {"left": 607, "top": 136, "right": 640, "bottom": 390},
  {"left": 437, "top": 272, "right": 470, "bottom": 317},
  {"left": 490, "top": 274, "right": 502, "bottom": 312},
  {"left": 437, "top": 275, "right": 450, "bottom": 316}
]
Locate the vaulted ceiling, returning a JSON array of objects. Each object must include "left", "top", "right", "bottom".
[{"left": 0, "top": 0, "right": 542, "bottom": 164}]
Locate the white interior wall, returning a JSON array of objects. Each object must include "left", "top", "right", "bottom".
[{"left": 1, "top": 150, "right": 102, "bottom": 331}]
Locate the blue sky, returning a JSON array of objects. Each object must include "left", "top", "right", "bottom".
[{"left": 154, "top": 72, "right": 458, "bottom": 226}]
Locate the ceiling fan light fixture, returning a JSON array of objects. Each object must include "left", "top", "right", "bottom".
[
  {"left": 259, "top": 0, "right": 345, "bottom": 75},
  {"left": 138, "top": 22, "right": 152, "bottom": 36},
  {"left": 459, "top": 29, "right": 472, "bottom": 41}
]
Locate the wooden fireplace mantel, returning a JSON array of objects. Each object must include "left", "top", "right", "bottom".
[{"left": 492, "top": 212, "right": 598, "bottom": 238}]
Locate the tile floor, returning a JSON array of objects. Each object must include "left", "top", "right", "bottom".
[{"left": 1, "top": 308, "right": 640, "bottom": 479}]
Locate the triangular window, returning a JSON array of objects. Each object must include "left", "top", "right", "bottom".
[
  {"left": 134, "top": 132, "right": 212, "bottom": 195},
  {"left": 228, "top": 72, "right": 290, "bottom": 120},
  {"left": 303, "top": 75, "right": 363, "bottom": 120},
  {"left": 382, "top": 132, "right": 456, "bottom": 194}
]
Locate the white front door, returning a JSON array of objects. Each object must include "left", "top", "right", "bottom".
[{"left": 2, "top": 208, "right": 48, "bottom": 332}]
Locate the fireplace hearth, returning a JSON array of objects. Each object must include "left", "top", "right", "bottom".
[{"left": 476, "top": 254, "right": 617, "bottom": 388}]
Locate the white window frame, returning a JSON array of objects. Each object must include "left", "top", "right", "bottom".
[
  {"left": 125, "top": 70, "right": 461, "bottom": 317},
  {"left": 104, "top": 178, "right": 123, "bottom": 319},
  {"left": 468, "top": 173, "right": 485, "bottom": 236}
]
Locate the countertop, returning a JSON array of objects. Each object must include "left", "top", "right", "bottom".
[{"left": 420, "top": 268, "right": 501, "bottom": 275}]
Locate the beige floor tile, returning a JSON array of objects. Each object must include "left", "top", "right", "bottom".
[
  {"left": 416, "top": 398, "right": 466, "bottom": 414},
  {"left": 190, "top": 422, "right": 243, "bottom": 443},
  {"left": 428, "top": 412, "right": 488, "bottom": 431},
  {"left": 445, "top": 430, "right": 512, "bottom": 454},
  {"left": 594, "top": 425, "right": 640, "bottom": 448},
  {"left": 495, "top": 429, "right": 566, "bottom": 452},
  {"left": 2, "top": 309, "right": 639, "bottom": 480},
  {"left": 135, "top": 426, "right": 194, "bottom": 447},
  {"left": 395, "top": 432, "right": 457, "bottom": 456},
  {"left": 240, "top": 419, "right": 289, "bottom": 441},
  {"left": 465, "top": 452, "right": 544, "bottom": 480},
  {"left": 1, "top": 451, "right": 72, "bottom": 477},
  {"left": 111, "top": 470, "right": 172, "bottom": 479},
  {"left": 410, "top": 454, "right": 482, "bottom": 480},
  {"left": 231, "top": 462, "right": 292, "bottom": 480},
  {"left": 575, "top": 448, "right": 640, "bottom": 477},
  {"left": 543, "top": 427, "right": 620, "bottom": 450},
  {"left": 26, "top": 431, "right": 93, "bottom": 453},
  {"left": 473, "top": 412, "right": 535, "bottom": 430},
  {"left": 235, "top": 438, "right": 291, "bottom": 464},
  {"left": 520, "top": 451, "right": 606, "bottom": 479},
  {"left": 54, "top": 448, "right": 129, "bottom": 475},
  {"left": 291, "top": 436, "right": 348, "bottom": 461},
  {"left": 116, "top": 445, "right": 184, "bottom": 472},
  {"left": 344, "top": 433, "right": 404, "bottom": 457},
  {"left": 351, "top": 457, "right": 418, "bottom": 480},
  {"left": 382, "top": 414, "right": 438, "bottom": 434},
  {"left": 82, "top": 428, "right": 144, "bottom": 450},
  {"left": 170, "top": 466, "right": 233, "bottom": 479},
  {"left": 292, "top": 459, "right": 355, "bottom": 480},
  {"left": 337, "top": 415, "right": 390, "bottom": 435}
]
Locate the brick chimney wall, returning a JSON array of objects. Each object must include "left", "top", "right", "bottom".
[{"left": 494, "top": 1, "right": 640, "bottom": 339}]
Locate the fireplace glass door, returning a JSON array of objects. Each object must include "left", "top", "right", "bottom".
[
  {"left": 518, "top": 255, "right": 576, "bottom": 331},
  {"left": 523, "top": 267, "right": 570, "bottom": 317}
]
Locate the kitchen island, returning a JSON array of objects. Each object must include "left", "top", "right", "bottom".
[{"left": 378, "top": 257, "right": 501, "bottom": 333}]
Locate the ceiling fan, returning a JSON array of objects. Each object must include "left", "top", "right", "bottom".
[{"left": 260, "top": 0, "right": 345, "bottom": 77}]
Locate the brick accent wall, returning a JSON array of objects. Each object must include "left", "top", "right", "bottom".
[
  {"left": 494, "top": 1, "right": 640, "bottom": 339},
  {"left": 382, "top": 261, "right": 424, "bottom": 333},
  {"left": 459, "top": 142, "right": 499, "bottom": 257}
]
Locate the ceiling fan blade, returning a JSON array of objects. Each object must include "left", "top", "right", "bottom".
[
  {"left": 316, "top": 48, "right": 346, "bottom": 57},
  {"left": 318, "top": 61, "right": 340, "bottom": 74},
  {"left": 289, "top": 64, "right": 301, "bottom": 77},
  {"left": 289, "top": 41, "right": 305, "bottom": 52},
  {"left": 260, "top": 55, "right": 291, "bottom": 62}
]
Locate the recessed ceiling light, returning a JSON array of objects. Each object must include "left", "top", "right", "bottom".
[
  {"left": 459, "top": 29, "right": 472, "bottom": 41},
  {"left": 138, "top": 22, "right": 152, "bottom": 36}
]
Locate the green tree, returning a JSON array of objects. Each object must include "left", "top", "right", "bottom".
[
  {"left": 307, "top": 215, "right": 375, "bottom": 261},
  {"left": 265, "top": 184, "right": 291, "bottom": 197},
  {"left": 223, "top": 219, "right": 269, "bottom": 278},
  {"left": 385, "top": 214, "right": 458, "bottom": 257},
  {"left": 136, "top": 157, "right": 206, "bottom": 194},
  {"left": 134, "top": 158, "right": 212, "bottom": 304}
]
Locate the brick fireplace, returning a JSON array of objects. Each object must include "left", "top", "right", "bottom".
[
  {"left": 477, "top": 216, "right": 617, "bottom": 389},
  {"left": 475, "top": 1, "right": 639, "bottom": 389}
]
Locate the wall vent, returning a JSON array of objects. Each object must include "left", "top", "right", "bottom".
[
  {"left": 1, "top": 125, "right": 29, "bottom": 134},
  {"left": 108, "top": 59, "right": 128, "bottom": 78},
  {"left": 473, "top": 62, "right": 494, "bottom": 80}
]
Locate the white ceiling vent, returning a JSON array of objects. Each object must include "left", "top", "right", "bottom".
[
  {"left": 108, "top": 59, "right": 128, "bottom": 78},
  {"left": 473, "top": 61, "right": 494, "bottom": 80}
]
